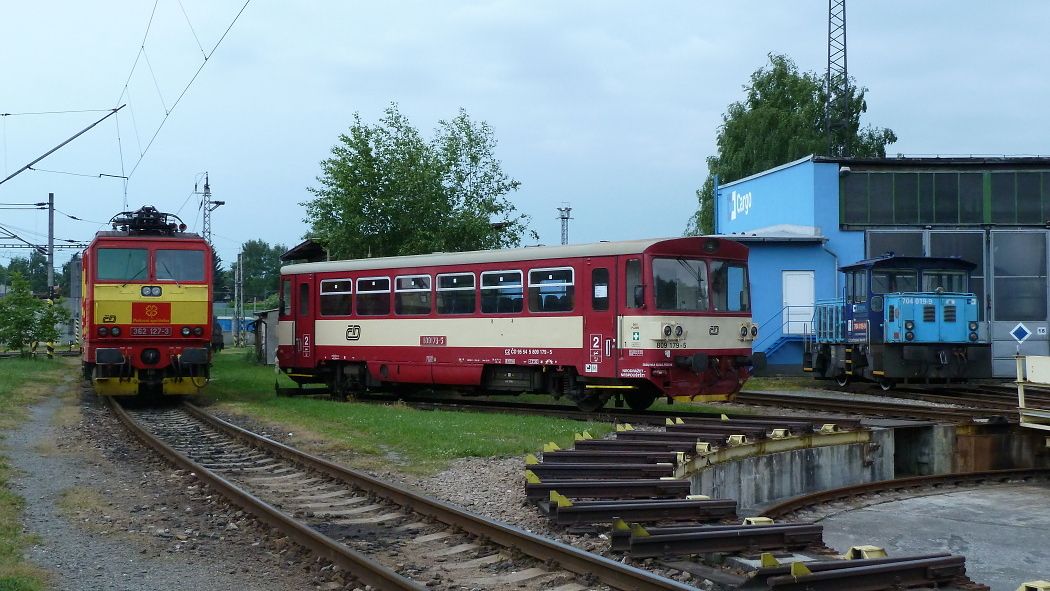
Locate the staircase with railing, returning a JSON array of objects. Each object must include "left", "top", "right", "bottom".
[{"left": 753, "top": 304, "right": 814, "bottom": 365}]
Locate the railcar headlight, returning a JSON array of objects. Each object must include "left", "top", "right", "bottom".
[
  {"left": 193, "top": 326, "right": 203, "bottom": 336},
  {"left": 98, "top": 326, "right": 109, "bottom": 337},
  {"left": 968, "top": 321, "right": 978, "bottom": 331},
  {"left": 904, "top": 320, "right": 915, "bottom": 330},
  {"left": 905, "top": 331, "right": 915, "bottom": 341},
  {"left": 110, "top": 326, "right": 121, "bottom": 337},
  {"left": 181, "top": 327, "right": 192, "bottom": 337},
  {"left": 969, "top": 332, "right": 979, "bottom": 342},
  {"left": 674, "top": 325, "right": 684, "bottom": 338},
  {"left": 663, "top": 324, "right": 673, "bottom": 337},
  {"left": 739, "top": 325, "right": 749, "bottom": 337},
  {"left": 151, "top": 286, "right": 162, "bottom": 296},
  {"left": 751, "top": 325, "right": 759, "bottom": 337}
]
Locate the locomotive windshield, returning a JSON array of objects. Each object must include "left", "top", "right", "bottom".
[
  {"left": 871, "top": 270, "right": 917, "bottom": 294},
  {"left": 710, "top": 261, "right": 750, "bottom": 312},
  {"left": 156, "top": 249, "right": 206, "bottom": 282},
  {"left": 654, "top": 258, "right": 708, "bottom": 311},
  {"left": 97, "top": 248, "right": 148, "bottom": 281},
  {"left": 922, "top": 270, "right": 968, "bottom": 292}
]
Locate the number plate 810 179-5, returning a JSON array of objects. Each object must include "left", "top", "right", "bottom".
[{"left": 131, "top": 326, "right": 171, "bottom": 337}]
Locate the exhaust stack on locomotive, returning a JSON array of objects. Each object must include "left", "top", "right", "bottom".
[{"left": 81, "top": 206, "right": 213, "bottom": 396}]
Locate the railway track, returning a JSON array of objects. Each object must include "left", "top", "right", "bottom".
[
  {"left": 106, "top": 398, "right": 695, "bottom": 591},
  {"left": 732, "top": 390, "right": 1010, "bottom": 423}
]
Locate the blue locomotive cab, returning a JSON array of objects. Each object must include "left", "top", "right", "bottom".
[{"left": 805, "top": 255, "right": 991, "bottom": 388}]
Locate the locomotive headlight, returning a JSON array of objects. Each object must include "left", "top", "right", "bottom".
[
  {"left": 151, "top": 286, "right": 162, "bottom": 296},
  {"left": 751, "top": 325, "right": 759, "bottom": 337},
  {"left": 968, "top": 321, "right": 978, "bottom": 331},
  {"left": 140, "top": 286, "right": 151, "bottom": 296},
  {"left": 181, "top": 326, "right": 192, "bottom": 337},
  {"left": 110, "top": 326, "right": 121, "bottom": 337},
  {"left": 969, "top": 332, "right": 979, "bottom": 342},
  {"left": 674, "top": 325, "right": 684, "bottom": 338},
  {"left": 739, "top": 325, "right": 748, "bottom": 337},
  {"left": 98, "top": 326, "right": 109, "bottom": 337},
  {"left": 663, "top": 324, "right": 673, "bottom": 337},
  {"left": 193, "top": 327, "right": 203, "bottom": 336},
  {"left": 905, "top": 331, "right": 915, "bottom": 341},
  {"left": 904, "top": 320, "right": 915, "bottom": 330}
]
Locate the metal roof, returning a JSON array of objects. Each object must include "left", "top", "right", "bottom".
[
  {"left": 840, "top": 254, "right": 977, "bottom": 272},
  {"left": 281, "top": 237, "right": 734, "bottom": 275}
]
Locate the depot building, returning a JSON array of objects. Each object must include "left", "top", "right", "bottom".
[{"left": 717, "top": 155, "right": 1050, "bottom": 377}]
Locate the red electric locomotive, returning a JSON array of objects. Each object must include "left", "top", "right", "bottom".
[
  {"left": 81, "top": 206, "right": 213, "bottom": 396},
  {"left": 276, "top": 237, "right": 756, "bottom": 410}
]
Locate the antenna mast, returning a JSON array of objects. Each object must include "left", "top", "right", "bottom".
[
  {"left": 556, "top": 203, "right": 573, "bottom": 245},
  {"left": 198, "top": 172, "right": 225, "bottom": 245},
  {"left": 826, "top": 0, "right": 849, "bottom": 156}
]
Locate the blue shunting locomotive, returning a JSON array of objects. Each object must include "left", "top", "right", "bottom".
[{"left": 803, "top": 254, "right": 991, "bottom": 388}]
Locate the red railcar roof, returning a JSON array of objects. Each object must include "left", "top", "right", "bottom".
[{"left": 282, "top": 236, "right": 748, "bottom": 276}]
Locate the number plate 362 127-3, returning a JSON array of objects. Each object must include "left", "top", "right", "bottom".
[{"left": 131, "top": 326, "right": 171, "bottom": 337}]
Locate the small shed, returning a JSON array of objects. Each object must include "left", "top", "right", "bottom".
[{"left": 253, "top": 308, "right": 279, "bottom": 365}]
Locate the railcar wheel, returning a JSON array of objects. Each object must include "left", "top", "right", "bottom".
[
  {"left": 835, "top": 374, "right": 850, "bottom": 388},
  {"left": 878, "top": 378, "right": 895, "bottom": 391},
  {"left": 575, "top": 394, "right": 606, "bottom": 412},
  {"left": 624, "top": 391, "right": 658, "bottom": 411}
]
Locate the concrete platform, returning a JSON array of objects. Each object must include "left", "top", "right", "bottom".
[{"left": 820, "top": 483, "right": 1050, "bottom": 591}]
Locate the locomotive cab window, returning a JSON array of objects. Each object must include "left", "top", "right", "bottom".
[
  {"left": 709, "top": 261, "right": 750, "bottom": 312},
  {"left": 847, "top": 271, "right": 868, "bottom": 304},
  {"left": 653, "top": 257, "right": 708, "bottom": 311},
  {"left": 871, "top": 270, "right": 917, "bottom": 294},
  {"left": 528, "top": 268, "right": 574, "bottom": 313},
  {"left": 320, "top": 279, "right": 353, "bottom": 316},
  {"left": 357, "top": 277, "right": 391, "bottom": 316},
  {"left": 96, "top": 248, "right": 148, "bottom": 281},
  {"left": 481, "top": 271, "right": 523, "bottom": 314},
  {"left": 155, "top": 249, "right": 206, "bottom": 282},
  {"left": 437, "top": 273, "right": 475, "bottom": 314},
  {"left": 395, "top": 275, "right": 432, "bottom": 315},
  {"left": 922, "top": 270, "right": 967, "bottom": 293}
]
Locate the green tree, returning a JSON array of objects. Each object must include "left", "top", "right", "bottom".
[
  {"left": 0, "top": 272, "right": 69, "bottom": 354},
  {"left": 6, "top": 253, "right": 49, "bottom": 295},
  {"left": 210, "top": 246, "right": 230, "bottom": 301},
  {"left": 686, "top": 54, "right": 897, "bottom": 234},
  {"left": 0, "top": 260, "right": 8, "bottom": 286},
  {"left": 304, "top": 104, "right": 533, "bottom": 260},
  {"left": 231, "top": 240, "right": 287, "bottom": 302}
]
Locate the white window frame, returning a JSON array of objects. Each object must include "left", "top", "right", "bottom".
[
  {"left": 356, "top": 276, "right": 391, "bottom": 293},
  {"left": 320, "top": 278, "right": 353, "bottom": 294},
  {"left": 436, "top": 272, "right": 476, "bottom": 292},
  {"left": 528, "top": 267, "right": 574, "bottom": 288}
]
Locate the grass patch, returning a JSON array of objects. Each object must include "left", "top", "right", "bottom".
[
  {"left": 205, "top": 350, "right": 614, "bottom": 474},
  {"left": 56, "top": 487, "right": 107, "bottom": 519},
  {"left": 745, "top": 376, "right": 822, "bottom": 391},
  {"left": 0, "top": 357, "right": 65, "bottom": 591}
]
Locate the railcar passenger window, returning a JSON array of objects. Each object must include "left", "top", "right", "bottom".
[
  {"left": 97, "top": 248, "right": 148, "bottom": 281},
  {"left": 155, "top": 249, "right": 205, "bottom": 282},
  {"left": 356, "top": 277, "right": 391, "bottom": 316},
  {"left": 528, "top": 268, "right": 574, "bottom": 313},
  {"left": 280, "top": 279, "right": 291, "bottom": 316},
  {"left": 481, "top": 271, "right": 523, "bottom": 314},
  {"left": 625, "top": 259, "right": 642, "bottom": 309},
  {"left": 652, "top": 257, "right": 708, "bottom": 311},
  {"left": 395, "top": 275, "right": 432, "bottom": 315},
  {"left": 922, "top": 271, "right": 967, "bottom": 293},
  {"left": 592, "top": 268, "right": 609, "bottom": 311},
  {"left": 319, "top": 279, "right": 352, "bottom": 316},
  {"left": 437, "top": 273, "right": 475, "bottom": 314}
]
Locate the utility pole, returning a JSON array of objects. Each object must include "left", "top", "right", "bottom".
[
  {"left": 234, "top": 252, "right": 244, "bottom": 347},
  {"left": 197, "top": 173, "right": 224, "bottom": 245},
  {"left": 47, "top": 192, "right": 54, "bottom": 292},
  {"left": 556, "top": 203, "right": 573, "bottom": 245}
]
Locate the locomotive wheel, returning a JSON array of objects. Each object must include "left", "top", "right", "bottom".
[
  {"left": 878, "top": 378, "right": 895, "bottom": 391},
  {"left": 835, "top": 374, "right": 850, "bottom": 388},
  {"left": 575, "top": 394, "right": 607, "bottom": 412},
  {"left": 624, "top": 391, "right": 658, "bottom": 411}
]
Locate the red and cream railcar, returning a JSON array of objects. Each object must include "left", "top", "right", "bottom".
[
  {"left": 81, "top": 206, "right": 213, "bottom": 396},
  {"left": 276, "top": 237, "right": 756, "bottom": 410}
]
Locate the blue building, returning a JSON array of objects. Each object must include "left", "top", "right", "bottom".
[{"left": 717, "top": 155, "right": 1050, "bottom": 377}]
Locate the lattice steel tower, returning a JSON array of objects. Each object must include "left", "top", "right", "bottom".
[
  {"left": 198, "top": 173, "right": 224, "bottom": 244},
  {"left": 556, "top": 203, "right": 573, "bottom": 245},
  {"left": 826, "top": 0, "right": 849, "bottom": 156}
]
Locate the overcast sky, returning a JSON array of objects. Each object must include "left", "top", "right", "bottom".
[{"left": 2, "top": 1, "right": 1048, "bottom": 272}]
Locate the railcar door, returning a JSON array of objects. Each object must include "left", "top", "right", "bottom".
[
  {"left": 293, "top": 274, "right": 315, "bottom": 367},
  {"left": 584, "top": 259, "right": 617, "bottom": 378}
]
